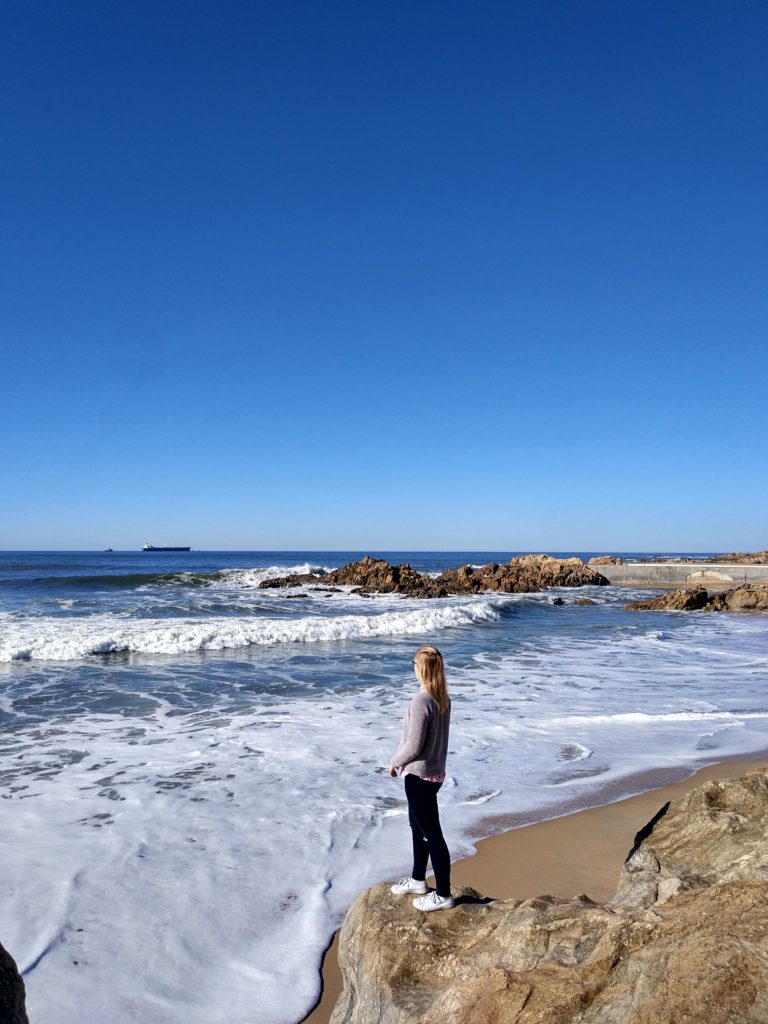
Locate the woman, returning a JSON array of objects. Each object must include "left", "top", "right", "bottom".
[{"left": 388, "top": 644, "right": 453, "bottom": 912}]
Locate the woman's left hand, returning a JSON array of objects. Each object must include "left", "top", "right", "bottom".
[{"left": 389, "top": 767, "right": 398, "bottom": 778}]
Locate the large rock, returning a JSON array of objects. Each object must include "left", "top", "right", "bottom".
[
  {"left": 324, "top": 557, "right": 448, "bottom": 598},
  {"left": 706, "top": 582, "right": 768, "bottom": 611},
  {"left": 434, "top": 556, "right": 609, "bottom": 594},
  {"left": 0, "top": 943, "right": 28, "bottom": 1024},
  {"left": 712, "top": 550, "right": 768, "bottom": 564},
  {"left": 624, "top": 586, "right": 709, "bottom": 611},
  {"left": 260, "top": 557, "right": 449, "bottom": 598},
  {"left": 588, "top": 555, "right": 624, "bottom": 565},
  {"left": 625, "top": 582, "right": 768, "bottom": 613},
  {"left": 330, "top": 769, "right": 768, "bottom": 1024},
  {"left": 260, "top": 556, "right": 609, "bottom": 599}
]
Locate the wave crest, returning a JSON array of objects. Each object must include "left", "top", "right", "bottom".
[
  {"left": 0, "top": 599, "right": 502, "bottom": 662},
  {"left": 2, "top": 563, "right": 333, "bottom": 592}
]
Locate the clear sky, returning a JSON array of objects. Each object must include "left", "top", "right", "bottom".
[{"left": 2, "top": 1, "right": 766, "bottom": 551}]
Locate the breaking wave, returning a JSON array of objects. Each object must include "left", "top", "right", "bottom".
[
  {"left": 0, "top": 598, "right": 503, "bottom": 662},
  {"left": 1, "top": 564, "right": 332, "bottom": 592}
]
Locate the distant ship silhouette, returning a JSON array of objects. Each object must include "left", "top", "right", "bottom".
[{"left": 142, "top": 544, "right": 191, "bottom": 552}]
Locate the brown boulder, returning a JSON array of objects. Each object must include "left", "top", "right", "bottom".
[
  {"left": 259, "top": 572, "right": 325, "bottom": 589},
  {"left": 260, "top": 556, "right": 608, "bottom": 599},
  {"left": 259, "top": 559, "right": 446, "bottom": 598},
  {"left": 625, "top": 583, "right": 768, "bottom": 613},
  {"left": 322, "top": 557, "right": 447, "bottom": 598},
  {"left": 0, "top": 943, "right": 28, "bottom": 1024},
  {"left": 712, "top": 550, "right": 768, "bottom": 564},
  {"left": 330, "top": 769, "right": 768, "bottom": 1024},
  {"left": 706, "top": 582, "right": 768, "bottom": 612},
  {"left": 624, "top": 587, "right": 709, "bottom": 611},
  {"left": 435, "top": 555, "right": 609, "bottom": 595},
  {"left": 588, "top": 556, "right": 624, "bottom": 565}
]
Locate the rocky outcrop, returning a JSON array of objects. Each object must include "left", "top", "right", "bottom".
[
  {"left": 588, "top": 555, "right": 624, "bottom": 565},
  {"left": 630, "top": 551, "right": 768, "bottom": 565},
  {"left": 706, "top": 582, "right": 768, "bottom": 611},
  {"left": 433, "top": 556, "right": 609, "bottom": 594},
  {"left": 260, "top": 556, "right": 609, "bottom": 599},
  {"left": 324, "top": 558, "right": 448, "bottom": 598},
  {"left": 0, "top": 943, "right": 28, "bottom": 1024},
  {"left": 712, "top": 550, "right": 768, "bottom": 564},
  {"left": 259, "top": 557, "right": 449, "bottom": 598},
  {"left": 330, "top": 769, "right": 768, "bottom": 1024},
  {"left": 624, "top": 586, "right": 709, "bottom": 611},
  {"left": 625, "top": 582, "right": 768, "bottom": 612}
]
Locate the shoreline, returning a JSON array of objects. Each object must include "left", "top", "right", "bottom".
[{"left": 302, "top": 750, "right": 768, "bottom": 1024}]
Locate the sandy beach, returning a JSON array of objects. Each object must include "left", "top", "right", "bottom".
[{"left": 303, "top": 753, "right": 768, "bottom": 1024}]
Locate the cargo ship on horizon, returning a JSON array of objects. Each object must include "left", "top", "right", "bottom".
[{"left": 142, "top": 544, "right": 191, "bottom": 552}]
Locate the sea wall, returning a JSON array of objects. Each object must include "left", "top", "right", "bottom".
[{"left": 598, "top": 562, "right": 768, "bottom": 586}]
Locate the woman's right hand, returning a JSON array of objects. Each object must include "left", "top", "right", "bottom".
[{"left": 389, "top": 767, "right": 398, "bottom": 778}]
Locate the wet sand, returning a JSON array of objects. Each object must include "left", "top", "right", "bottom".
[{"left": 302, "top": 754, "right": 768, "bottom": 1024}]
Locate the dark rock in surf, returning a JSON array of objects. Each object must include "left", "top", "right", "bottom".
[
  {"left": 0, "top": 942, "right": 28, "bottom": 1024},
  {"left": 625, "top": 583, "right": 768, "bottom": 613},
  {"left": 260, "top": 573, "right": 323, "bottom": 589},
  {"left": 625, "top": 587, "right": 709, "bottom": 611},
  {"left": 434, "top": 555, "right": 609, "bottom": 594},
  {"left": 260, "top": 555, "right": 609, "bottom": 600}
]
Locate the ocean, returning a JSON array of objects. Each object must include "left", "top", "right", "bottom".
[{"left": 1, "top": 550, "right": 767, "bottom": 1023}]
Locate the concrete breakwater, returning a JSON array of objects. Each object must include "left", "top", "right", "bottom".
[{"left": 598, "top": 562, "right": 768, "bottom": 587}]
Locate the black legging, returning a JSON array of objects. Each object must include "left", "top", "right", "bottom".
[{"left": 404, "top": 773, "right": 451, "bottom": 898}]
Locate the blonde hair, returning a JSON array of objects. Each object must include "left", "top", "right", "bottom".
[{"left": 413, "top": 645, "right": 449, "bottom": 714}]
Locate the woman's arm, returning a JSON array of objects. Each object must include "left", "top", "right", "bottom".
[{"left": 390, "top": 700, "right": 430, "bottom": 770}]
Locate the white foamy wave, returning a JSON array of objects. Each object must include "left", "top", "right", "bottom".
[
  {"left": 460, "top": 788, "right": 502, "bottom": 805},
  {"left": 208, "top": 563, "right": 335, "bottom": 589},
  {"left": 555, "top": 710, "right": 768, "bottom": 725},
  {"left": 3, "top": 598, "right": 768, "bottom": 1024},
  {"left": 560, "top": 742, "right": 593, "bottom": 761},
  {"left": 0, "top": 599, "right": 502, "bottom": 662}
]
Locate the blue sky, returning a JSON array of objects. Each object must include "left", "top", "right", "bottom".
[{"left": 2, "top": 1, "right": 766, "bottom": 551}]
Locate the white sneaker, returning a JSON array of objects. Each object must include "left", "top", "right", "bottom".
[
  {"left": 413, "top": 891, "right": 455, "bottom": 912},
  {"left": 390, "top": 876, "right": 428, "bottom": 896}
]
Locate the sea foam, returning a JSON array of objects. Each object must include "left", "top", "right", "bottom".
[
  {"left": 0, "top": 597, "right": 504, "bottom": 662},
  {"left": 2, "top": 558, "right": 767, "bottom": 1024}
]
